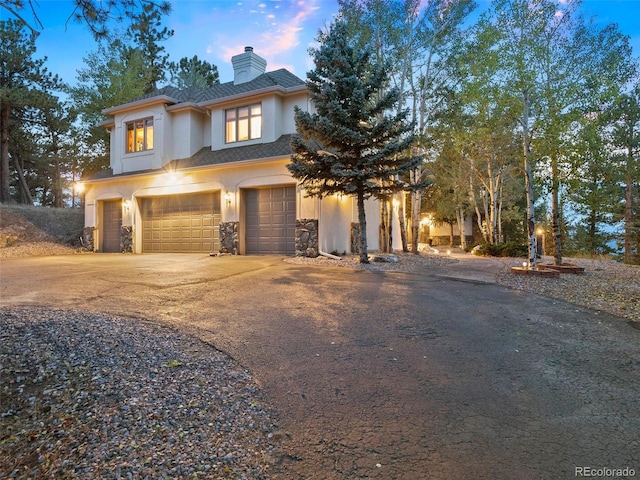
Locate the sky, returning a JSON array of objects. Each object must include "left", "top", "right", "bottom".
[{"left": 2, "top": 0, "right": 640, "bottom": 90}]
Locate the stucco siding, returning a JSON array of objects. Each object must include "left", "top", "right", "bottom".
[
  {"left": 112, "top": 106, "right": 167, "bottom": 175},
  {"left": 170, "top": 110, "right": 206, "bottom": 160}
]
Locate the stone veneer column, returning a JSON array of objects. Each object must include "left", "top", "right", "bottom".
[
  {"left": 82, "top": 226, "right": 95, "bottom": 252},
  {"left": 220, "top": 221, "right": 239, "bottom": 254},
  {"left": 295, "top": 219, "right": 318, "bottom": 257},
  {"left": 121, "top": 225, "right": 133, "bottom": 253}
]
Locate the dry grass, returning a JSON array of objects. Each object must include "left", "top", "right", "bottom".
[{"left": 0, "top": 204, "right": 84, "bottom": 246}]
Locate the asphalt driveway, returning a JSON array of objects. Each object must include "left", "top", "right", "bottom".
[{"left": 1, "top": 254, "right": 638, "bottom": 479}]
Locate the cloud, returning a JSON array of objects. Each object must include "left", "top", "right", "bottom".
[{"left": 216, "top": 0, "right": 321, "bottom": 71}]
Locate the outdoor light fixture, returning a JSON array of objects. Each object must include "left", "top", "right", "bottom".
[
  {"left": 167, "top": 172, "right": 180, "bottom": 185},
  {"left": 522, "top": 261, "right": 528, "bottom": 269},
  {"left": 224, "top": 191, "right": 233, "bottom": 208},
  {"left": 122, "top": 199, "right": 131, "bottom": 211}
]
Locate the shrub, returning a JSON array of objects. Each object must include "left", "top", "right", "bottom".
[{"left": 475, "top": 242, "right": 529, "bottom": 257}]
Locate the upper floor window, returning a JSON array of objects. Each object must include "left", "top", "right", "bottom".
[
  {"left": 225, "top": 104, "right": 261, "bottom": 143},
  {"left": 126, "top": 117, "right": 154, "bottom": 153}
]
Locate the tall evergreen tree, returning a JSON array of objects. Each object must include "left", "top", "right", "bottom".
[
  {"left": 128, "top": 4, "right": 174, "bottom": 92},
  {"left": 67, "top": 39, "right": 153, "bottom": 175},
  {"left": 0, "top": 19, "right": 62, "bottom": 203},
  {"left": 288, "top": 20, "right": 419, "bottom": 263},
  {"left": 168, "top": 55, "right": 220, "bottom": 89},
  {"left": 610, "top": 83, "right": 640, "bottom": 263}
]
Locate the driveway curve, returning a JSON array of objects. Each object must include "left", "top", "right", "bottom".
[{"left": 1, "top": 254, "right": 638, "bottom": 479}]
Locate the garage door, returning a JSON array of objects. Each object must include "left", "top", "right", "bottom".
[
  {"left": 102, "top": 199, "right": 122, "bottom": 253},
  {"left": 141, "top": 192, "right": 220, "bottom": 253},
  {"left": 245, "top": 186, "right": 296, "bottom": 254}
]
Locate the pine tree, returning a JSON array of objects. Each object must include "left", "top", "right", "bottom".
[
  {"left": 128, "top": 4, "right": 174, "bottom": 92},
  {"left": 1, "top": 0, "right": 171, "bottom": 40},
  {"left": 288, "top": 19, "right": 419, "bottom": 263},
  {"left": 0, "top": 19, "right": 62, "bottom": 203},
  {"left": 168, "top": 55, "right": 220, "bottom": 89}
]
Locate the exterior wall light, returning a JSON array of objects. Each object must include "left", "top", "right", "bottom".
[
  {"left": 224, "top": 191, "right": 233, "bottom": 208},
  {"left": 167, "top": 172, "right": 180, "bottom": 185},
  {"left": 122, "top": 199, "right": 131, "bottom": 211}
]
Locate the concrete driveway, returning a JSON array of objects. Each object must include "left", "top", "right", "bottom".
[{"left": 1, "top": 254, "right": 639, "bottom": 479}]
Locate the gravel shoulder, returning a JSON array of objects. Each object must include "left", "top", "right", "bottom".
[
  {"left": 0, "top": 308, "right": 280, "bottom": 479},
  {"left": 495, "top": 255, "right": 640, "bottom": 323}
]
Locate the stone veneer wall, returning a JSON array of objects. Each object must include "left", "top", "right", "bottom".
[
  {"left": 220, "top": 221, "right": 239, "bottom": 254},
  {"left": 350, "top": 222, "right": 361, "bottom": 254},
  {"left": 82, "top": 227, "right": 95, "bottom": 252},
  {"left": 295, "top": 219, "right": 318, "bottom": 257},
  {"left": 121, "top": 225, "right": 133, "bottom": 253}
]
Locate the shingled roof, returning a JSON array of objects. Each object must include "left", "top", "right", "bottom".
[
  {"left": 172, "top": 134, "right": 295, "bottom": 169},
  {"left": 87, "top": 134, "right": 297, "bottom": 180},
  {"left": 130, "top": 69, "right": 305, "bottom": 107}
]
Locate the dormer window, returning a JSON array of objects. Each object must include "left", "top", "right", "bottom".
[
  {"left": 225, "top": 104, "right": 261, "bottom": 143},
  {"left": 126, "top": 117, "right": 154, "bottom": 153}
]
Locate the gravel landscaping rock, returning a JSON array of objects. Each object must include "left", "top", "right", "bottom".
[
  {"left": 495, "top": 256, "right": 640, "bottom": 323},
  {"left": 0, "top": 308, "right": 281, "bottom": 479},
  {"left": 284, "top": 251, "right": 458, "bottom": 272}
]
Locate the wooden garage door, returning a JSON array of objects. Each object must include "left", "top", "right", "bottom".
[
  {"left": 102, "top": 199, "right": 122, "bottom": 253},
  {"left": 245, "top": 186, "right": 296, "bottom": 254},
  {"left": 141, "top": 192, "right": 220, "bottom": 253}
]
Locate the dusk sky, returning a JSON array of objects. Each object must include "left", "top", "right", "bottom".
[{"left": 4, "top": 0, "right": 640, "bottom": 90}]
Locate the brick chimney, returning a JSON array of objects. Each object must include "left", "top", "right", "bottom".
[{"left": 231, "top": 46, "right": 267, "bottom": 85}]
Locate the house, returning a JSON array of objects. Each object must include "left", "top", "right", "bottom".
[{"left": 79, "top": 47, "right": 381, "bottom": 255}]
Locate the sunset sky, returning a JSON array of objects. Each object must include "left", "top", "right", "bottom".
[{"left": 4, "top": 0, "right": 640, "bottom": 89}]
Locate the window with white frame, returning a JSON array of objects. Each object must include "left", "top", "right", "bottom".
[
  {"left": 126, "top": 117, "right": 154, "bottom": 153},
  {"left": 225, "top": 104, "right": 262, "bottom": 143}
]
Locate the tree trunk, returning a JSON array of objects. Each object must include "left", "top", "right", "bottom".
[
  {"left": 522, "top": 91, "right": 537, "bottom": 268},
  {"left": 624, "top": 138, "right": 633, "bottom": 263},
  {"left": 13, "top": 157, "right": 33, "bottom": 205},
  {"left": 398, "top": 193, "right": 408, "bottom": 252},
  {"left": 456, "top": 207, "right": 467, "bottom": 249},
  {"left": 551, "top": 155, "right": 562, "bottom": 265},
  {"left": 379, "top": 199, "right": 390, "bottom": 253},
  {"left": 411, "top": 188, "right": 421, "bottom": 254},
  {"left": 497, "top": 183, "right": 503, "bottom": 243},
  {"left": 357, "top": 191, "right": 369, "bottom": 263},
  {"left": 0, "top": 105, "right": 12, "bottom": 202},
  {"left": 470, "top": 173, "right": 488, "bottom": 243}
]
